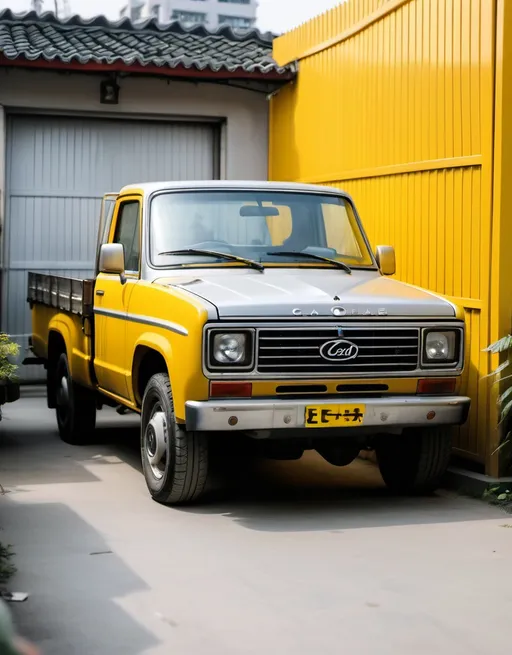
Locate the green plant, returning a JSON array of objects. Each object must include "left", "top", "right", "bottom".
[
  {"left": 483, "top": 486, "right": 512, "bottom": 514},
  {"left": 0, "top": 335, "right": 19, "bottom": 382},
  {"left": 0, "top": 544, "right": 16, "bottom": 584},
  {"left": 485, "top": 334, "right": 512, "bottom": 454}
]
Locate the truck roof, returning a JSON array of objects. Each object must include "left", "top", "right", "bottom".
[{"left": 118, "top": 180, "right": 348, "bottom": 197}]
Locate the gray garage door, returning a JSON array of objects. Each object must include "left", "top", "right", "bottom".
[{"left": 2, "top": 114, "right": 219, "bottom": 381}]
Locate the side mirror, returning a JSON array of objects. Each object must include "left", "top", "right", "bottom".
[
  {"left": 375, "top": 245, "right": 396, "bottom": 276},
  {"left": 99, "top": 243, "right": 126, "bottom": 284}
]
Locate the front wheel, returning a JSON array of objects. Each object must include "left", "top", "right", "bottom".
[
  {"left": 141, "top": 373, "right": 209, "bottom": 505},
  {"left": 55, "top": 353, "right": 96, "bottom": 445},
  {"left": 375, "top": 427, "right": 452, "bottom": 495}
]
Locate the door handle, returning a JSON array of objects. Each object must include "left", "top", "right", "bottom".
[{"left": 96, "top": 290, "right": 105, "bottom": 297}]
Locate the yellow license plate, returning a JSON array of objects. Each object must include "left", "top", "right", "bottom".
[{"left": 305, "top": 404, "right": 366, "bottom": 428}]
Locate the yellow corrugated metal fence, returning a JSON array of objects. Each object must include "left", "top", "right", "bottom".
[{"left": 270, "top": 0, "right": 499, "bottom": 470}]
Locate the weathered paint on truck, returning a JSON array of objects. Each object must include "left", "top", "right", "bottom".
[{"left": 270, "top": 0, "right": 512, "bottom": 476}]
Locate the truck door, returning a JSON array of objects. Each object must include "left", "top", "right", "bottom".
[{"left": 94, "top": 196, "right": 141, "bottom": 399}]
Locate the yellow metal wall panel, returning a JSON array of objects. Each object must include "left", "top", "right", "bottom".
[
  {"left": 271, "top": 1, "right": 490, "bottom": 182},
  {"left": 489, "top": 0, "right": 512, "bottom": 474},
  {"left": 329, "top": 168, "right": 483, "bottom": 302},
  {"left": 270, "top": 0, "right": 496, "bottom": 466}
]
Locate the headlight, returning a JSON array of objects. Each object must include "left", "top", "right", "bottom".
[
  {"left": 423, "top": 330, "right": 459, "bottom": 364},
  {"left": 213, "top": 333, "right": 246, "bottom": 364},
  {"left": 208, "top": 331, "right": 254, "bottom": 369}
]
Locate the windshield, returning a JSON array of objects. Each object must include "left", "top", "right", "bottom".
[{"left": 149, "top": 191, "right": 375, "bottom": 269}]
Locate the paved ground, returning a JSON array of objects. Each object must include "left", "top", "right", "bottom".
[{"left": 1, "top": 388, "right": 511, "bottom": 655}]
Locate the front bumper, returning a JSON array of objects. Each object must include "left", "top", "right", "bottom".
[{"left": 185, "top": 395, "right": 471, "bottom": 432}]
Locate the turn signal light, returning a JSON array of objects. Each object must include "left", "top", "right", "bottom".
[
  {"left": 417, "top": 378, "right": 456, "bottom": 395},
  {"left": 210, "top": 382, "right": 252, "bottom": 398}
]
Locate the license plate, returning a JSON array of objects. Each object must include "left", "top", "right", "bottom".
[{"left": 305, "top": 404, "right": 366, "bottom": 428}]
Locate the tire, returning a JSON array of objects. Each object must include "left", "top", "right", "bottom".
[
  {"left": 55, "top": 353, "right": 97, "bottom": 445},
  {"left": 375, "top": 427, "right": 452, "bottom": 495},
  {"left": 141, "top": 373, "right": 209, "bottom": 505}
]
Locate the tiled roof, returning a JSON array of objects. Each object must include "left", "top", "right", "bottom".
[{"left": 0, "top": 10, "right": 293, "bottom": 78}]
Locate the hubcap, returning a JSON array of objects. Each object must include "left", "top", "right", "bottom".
[
  {"left": 145, "top": 410, "right": 168, "bottom": 480},
  {"left": 56, "top": 374, "right": 70, "bottom": 422}
]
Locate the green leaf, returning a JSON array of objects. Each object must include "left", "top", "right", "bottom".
[
  {"left": 498, "top": 493, "right": 509, "bottom": 501},
  {"left": 486, "top": 365, "right": 512, "bottom": 385},
  {"left": 484, "top": 335, "right": 512, "bottom": 354},
  {"left": 500, "top": 398, "right": 512, "bottom": 424},
  {"left": 495, "top": 360, "right": 510, "bottom": 375},
  {"left": 492, "top": 440, "right": 511, "bottom": 455},
  {"left": 0, "top": 332, "right": 19, "bottom": 382},
  {"left": 485, "top": 360, "right": 511, "bottom": 383},
  {"left": 498, "top": 386, "right": 512, "bottom": 405}
]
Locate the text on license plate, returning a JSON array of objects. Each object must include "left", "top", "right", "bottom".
[{"left": 305, "top": 404, "right": 366, "bottom": 428}]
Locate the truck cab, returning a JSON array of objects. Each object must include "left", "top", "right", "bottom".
[{"left": 28, "top": 181, "right": 470, "bottom": 504}]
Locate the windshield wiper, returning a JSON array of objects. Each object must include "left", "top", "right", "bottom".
[
  {"left": 159, "top": 249, "right": 265, "bottom": 273},
  {"left": 267, "top": 251, "right": 352, "bottom": 274}
]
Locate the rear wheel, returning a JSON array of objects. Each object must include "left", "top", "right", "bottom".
[
  {"left": 141, "top": 373, "right": 209, "bottom": 505},
  {"left": 375, "top": 427, "right": 452, "bottom": 494},
  {"left": 55, "top": 353, "right": 97, "bottom": 445}
]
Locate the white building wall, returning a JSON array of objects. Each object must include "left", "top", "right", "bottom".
[
  {"left": 0, "top": 69, "right": 269, "bottom": 181},
  {"left": 0, "top": 68, "right": 269, "bottom": 377},
  {"left": 129, "top": 0, "right": 258, "bottom": 28}
]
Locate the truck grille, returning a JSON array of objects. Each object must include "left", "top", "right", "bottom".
[{"left": 257, "top": 327, "right": 420, "bottom": 375}]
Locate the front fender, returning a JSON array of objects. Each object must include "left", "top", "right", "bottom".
[
  {"left": 131, "top": 331, "right": 209, "bottom": 421},
  {"left": 131, "top": 332, "right": 173, "bottom": 403}
]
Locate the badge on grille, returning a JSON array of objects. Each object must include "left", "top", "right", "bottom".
[{"left": 319, "top": 339, "right": 359, "bottom": 362}]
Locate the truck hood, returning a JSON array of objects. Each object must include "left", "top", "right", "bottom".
[{"left": 154, "top": 269, "right": 455, "bottom": 319}]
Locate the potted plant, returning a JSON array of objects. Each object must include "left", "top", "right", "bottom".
[
  {"left": 485, "top": 334, "right": 512, "bottom": 462},
  {"left": 0, "top": 334, "right": 20, "bottom": 413}
]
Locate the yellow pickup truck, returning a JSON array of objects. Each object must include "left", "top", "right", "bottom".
[{"left": 28, "top": 181, "right": 470, "bottom": 504}]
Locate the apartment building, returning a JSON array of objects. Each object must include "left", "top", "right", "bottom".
[{"left": 121, "top": 0, "right": 258, "bottom": 29}]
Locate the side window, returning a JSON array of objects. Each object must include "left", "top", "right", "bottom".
[{"left": 113, "top": 201, "right": 140, "bottom": 273}]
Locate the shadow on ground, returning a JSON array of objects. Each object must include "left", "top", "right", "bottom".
[
  {"left": 2, "top": 387, "right": 500, "bottom": 536},
  {"left": 80, "top": 424, "right": 500, "bottom": 534},
  {"left": 174, "top": 453, "right": 499, "bottom": 533},
  {"left": 1, "top": 499, "right": 160, "bottom": 655}
]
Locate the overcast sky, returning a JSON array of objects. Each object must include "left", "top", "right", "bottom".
[{"left": 0, "top": 0, "right": 342, "bottom": 33}]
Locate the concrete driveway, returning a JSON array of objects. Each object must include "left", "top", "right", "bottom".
[{"left": 0, "top": 388, "right": 511, "bottom": 655}]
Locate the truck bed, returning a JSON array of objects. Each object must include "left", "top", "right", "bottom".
[
  {"left": 27, "top": 272, "right": 95, "bottom": 317},
  {"left": 27, "top": 272, "right": 96, "bottom": 390}
]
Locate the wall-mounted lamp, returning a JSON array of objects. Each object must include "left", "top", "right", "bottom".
[{"left": 100, "top": 78, "right": 120, "bottom": 105}]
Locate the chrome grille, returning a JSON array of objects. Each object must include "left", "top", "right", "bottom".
[{"left": 257, "top": 327, "right": 420, "bottom": 375}]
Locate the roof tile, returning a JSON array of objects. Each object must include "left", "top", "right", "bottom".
[{"left": 0, "top": 10, "right": 293, "bottom": 78}]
